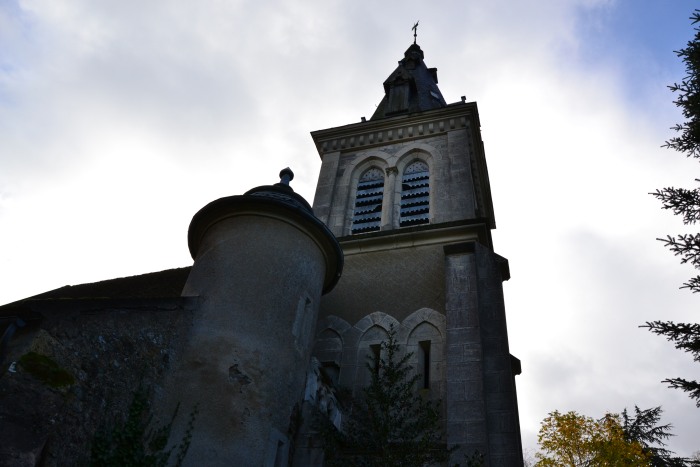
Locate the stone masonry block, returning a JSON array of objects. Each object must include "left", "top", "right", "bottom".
[
  {"left": 446, "top": 362, "right": 483, "bottom": 382},
  {"left": 464, "top": 421, "right": 489, "bottom": 444},
  {"left": 448, "top": 401, "right": 486, "bottom": 423},
  {"left": 446, "top": 327, "right": 481, "bottom": 343},
  {"left": 462, "top": 347, "right": 483, "bottom": 361},
  {"left": 464, "top": 380, "right": 484, "bottom": 401},
  {"left": 485, "top": 395, "right": 519, "bottom": 412},
  {"left": 446, "top": 422, "right": 468, "bottom": 444},
  {"left": 487, "top": 412, "right": 517, "bottom": 432},
  {"left": 482, "top": 336, "right": 507, "bottom": 353},
  {"left": 447, "top": 299, "right": 479, "bottom": 327},
  {"left": 483, "top": 355, "right": 510, "bottom": 373},
  {"left": 447, "top": 344, "right": 483, "bottom": 363},
  {"left": 447, "top": 380, "right": 466, "bottom": 398},
  {"left": 447, "top": 343, "right": 464, "bottom": 360}
]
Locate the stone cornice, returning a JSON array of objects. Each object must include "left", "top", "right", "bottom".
[
  {"left": 337, "top": 221, "right": 491, "bottom": 256},
  {"left": 311, "top": 101, "right": 481, "bottom": 155}
]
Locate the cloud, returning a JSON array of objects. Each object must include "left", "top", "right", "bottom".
[{"left": 1, "top": 0, "right": 700, "bottom": 456}]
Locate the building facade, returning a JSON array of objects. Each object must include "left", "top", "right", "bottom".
[
  {"left": 0, "top": 41, "right": 523, "bottom": 466},
  {"left": 307, "top": 42, "right": 523, "bottom": 465}
]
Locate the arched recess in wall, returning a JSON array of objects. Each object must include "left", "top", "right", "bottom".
[
  {"left": 351, "top": 166, "right": 385, "bottom": 234},
  {"left": 342, "top": 153, "right": 390, "bottom": 235},
  {"left": 355, "top": 324, "right": 389, "bottom": 389},
  {"left": 312, "top": 328, "right": 343, "bottom": 386},
  {"left": 406, "top": 322, "right": 443, "bottom": 392},
  {"left": 399, "top": 160, "right": 430, "bottom": 227},
  {"left": 402, "top": 308, "right": 445, "bottom": 396},
  {"left": 394, "top": 146, "right": 437, "bottom": 229}
]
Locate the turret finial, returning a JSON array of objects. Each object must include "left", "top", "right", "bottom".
[
  {"left": 412, "top": 20, "right": 419, "bottom": 44},
  {"left": 279, "top": 167, "right": 294, "bottom": 186}
]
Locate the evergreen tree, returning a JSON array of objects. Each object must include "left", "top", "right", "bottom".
[
  {"left": 646, "top": 9, "right": 700, "bottom": 407},
  {"left": 621, "top": 406, "right": 699, "bottom": 467},
  {"left": 88, "top": 386, "right": 197, "bottom": 467},
  {"left": 320, "top": 325, "right": 453, "bottom": 467}
]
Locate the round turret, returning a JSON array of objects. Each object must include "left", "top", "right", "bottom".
[
  {"left": 167, "top": 169, "right": 343, "bottom": 466},
  {"left": 187, "top": 168, "right": 342, "bottom": 293}
]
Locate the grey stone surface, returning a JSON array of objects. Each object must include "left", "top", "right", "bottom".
[
  {"left": 444, "top": 248, "right": 490, "bottom": 462},
  {"left": 0, "top": 46, "right": 522, "bottom": 466},
  {"left": 474, "top": 243, "right": 523, "bottom": 465},
  {"left": 311, "top": 104, "right": 491, "bottom": 238},
  {"left": 309, "top": 86, "right": 521, "bottom": 464},
  {"left": 166, "top": 212, "right": 331, "bottom": 467},
  {"left": 320, "top": 244, "right": 446, "bottom": 325},
  {"left": 0, "top": 298, "right": 194, "bottom": 466}
]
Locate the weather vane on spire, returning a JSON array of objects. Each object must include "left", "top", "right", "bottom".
[{"left": 412, "top": 20, "right": 419, "bottom": 44}]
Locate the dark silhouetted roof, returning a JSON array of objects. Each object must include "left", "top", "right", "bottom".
[
  {"left": 371, "top": 43, "right": 447, "bottom": 120},
  {"left": 2, "top": 267, "right": 191, "bottom": 308},
  {"left": 188, "top": 168, "right": 343, "bottom": 294}
]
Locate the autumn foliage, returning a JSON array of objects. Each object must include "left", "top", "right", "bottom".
[{"left": 535, "top": 410, "right": 649, "bottom": 466}]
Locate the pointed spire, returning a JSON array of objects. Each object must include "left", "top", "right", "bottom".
[{"left": 370, "top": 39, "right": 447, "bottom": 120}]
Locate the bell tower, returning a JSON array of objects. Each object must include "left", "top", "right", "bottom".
[{"left": 310, "top": 42, "right": 523, "bottom": 464}]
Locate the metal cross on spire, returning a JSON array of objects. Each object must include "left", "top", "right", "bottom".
[{"left": 412, "top": 20, "right": 419, "bottom": 44}]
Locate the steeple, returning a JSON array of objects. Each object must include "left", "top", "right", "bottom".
[
  {"left": 308, "top": 34, "right": 523, "bottom": 467},
  {"left": 370, "top": 43, "right": 447, "bottom": 120}
]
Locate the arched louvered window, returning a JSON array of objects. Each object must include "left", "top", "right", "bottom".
[
  {"left": 351, "top": 167, "right": 384, "bottom": 234},
  {"left": 400, "top": 160, "right": 430, "bottom": 227}
]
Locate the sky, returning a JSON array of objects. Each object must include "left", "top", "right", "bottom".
[{"left": 1, "top": 0, "right": 699, "bottom": 458}]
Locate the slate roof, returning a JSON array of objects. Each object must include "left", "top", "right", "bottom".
[
  {"left": 371, "top": 43, "right": 447, "bottom": 120},
  {"left": 0, "top": 267, "right": 191, "bottom": 312}
]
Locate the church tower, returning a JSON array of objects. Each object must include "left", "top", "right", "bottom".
[{"left": 310, "top": 41, "right": 523, "bottom": 464}]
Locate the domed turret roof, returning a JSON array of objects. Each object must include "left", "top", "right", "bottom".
[{"left": 187, "top": 168, "right": 343, "bottom": 293}]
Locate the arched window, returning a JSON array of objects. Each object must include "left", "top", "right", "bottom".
[
  {"left": 356, "top": 325, "right": 388, "bottom": 388},
  {"left": 406, "top": 321, "right": 443, "bottom": 394},
  {"left": 351, "top": 167, "right": 384, "bottom": 234},
  {"left": 312, "top": 328, "right": 343, "bottom": 386},
  {"left": 400, "top": 160, "right": 430, "bottom": 227}
]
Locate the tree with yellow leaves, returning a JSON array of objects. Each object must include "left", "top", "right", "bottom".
[
  {"left": 535, "top": 407, "right": 700, "bottom": 466},
  {"left": 535, "top": 410, "right": 649, "bottom": 466}
]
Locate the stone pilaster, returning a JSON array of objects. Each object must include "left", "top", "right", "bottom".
[
  {"left": 312, "top": 151, "right": 341, "bottom": 226},
  {"left": 444, "top": 243, "right": 489, "bottom": 462},
  {"left": 474, "top": 243, "right": 523, "bottom": 466},
  {"left": 382, "top": 166, "right": 398, "bottom": 230}
]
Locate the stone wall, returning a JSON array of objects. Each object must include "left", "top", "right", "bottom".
[
  {"left": 0, "top": 297, "right": 195, "bottom": 466},
  {"left": 443, "top": 242, "right": 522, "bottom": 467},
  {"left": 311, "top": 103, "right": 490, "bottom": 238},
  {"left": 320, "top": 244, "right": 445, "bottom": 325}
]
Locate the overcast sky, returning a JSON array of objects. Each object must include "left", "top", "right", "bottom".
[{"left": 2, "top": 0, "right": 699, "bottom": 457}]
